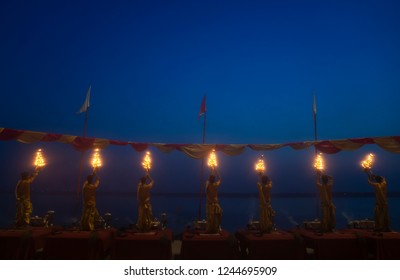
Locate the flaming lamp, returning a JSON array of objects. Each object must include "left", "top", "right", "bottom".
[
  {"left": 91, "top": 148, "right": 102, "bottom": 172},
  {"left": 313, "top": 153, "right": 325, "bottom": 174},
  {"left": 361, "top": 153, "right": 374, "bottom": 169},
  {"left": 255, "top": 155, "right": 266, "bottom": 175},
  {"left": 207, "top": 149, "right": 218, "bottom": 172},
  {"left": 34, "top": 149, "right": 46, "bottom": 168},
  {"left": 361, "top": 153, "right": 374, "bottom": 175},
  {"left": 142, "top": 151, "right": 152, "bottom": 174}
]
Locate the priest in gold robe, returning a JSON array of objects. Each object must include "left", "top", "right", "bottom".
[
  {"left": 15, "top": 168, "right": 40, "bottom": 227},
  {"left": 137, "top": 174, "right": 154, "bottom": 232},
  {"left": 316, "top": 174, "right": 335, "bottom": 232},
  {"left": 80, "top": 173, "right": 101, "bottom": 231},
  {"left": 257, "top": 175, "right": 275, "bottom": 233},
  {"left": 206, "top": 171, "right": 222, "bottom": 233},
  {"left": 368, "top": 174, "right": 390, "bottom": 232}
]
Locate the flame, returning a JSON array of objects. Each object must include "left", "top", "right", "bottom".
[
  {"left": 91, "top": 148, "right": 102, "bottom": 169},
  {"left": 313, "top": 153, "right": 325, "bottom": 171},
  {"left": 142, "top": 151, "right": 152, "bottom": 172},
  {"left": 34, "top": 149, "right": 46, "bottom": 167},
  {"left": 207, "top": 149, "right": 218, "bottom": 169},
  {"left": 255, "top": 155, "right": 266, "bottom": 174},
  {"left": 361, "top": 153, "right": 374, "bottom": 169}
]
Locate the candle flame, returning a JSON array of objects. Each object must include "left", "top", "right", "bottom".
[
  {"left": 142, "top": 151, "right": 152, "bottom": 172},
  {"left": 313, "top": 153, "right": 325, "bottom": 171},
  {"left": 207, "top": 149, "right": 218, "bottom": 169},
  {"left": 255, "top": 155, "right": 266, "bottom": 174},
  {"left": 361, "top": 153, "right": 374, "bottom": 169},
  {"left": 91, "top": 148, "right": 102, "bottom": 169},
  {"left": 34, "top": 149, "right": 46, "bottom": 167}
]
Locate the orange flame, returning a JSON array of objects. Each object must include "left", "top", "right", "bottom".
[
  {"left": 142, "top": 151, "right": 152, "bottom": 172},
  {"left": 34, "top": 149, "right": 46, "bottom": 167},
  {"left": 255, "top": 155, "right": 266, "bottom": 174},
  {"left": 207, "top": 149, "right": 218, "bottom": 169},
  {"left": 313, "top": 153, "right": 325, "bottom": 171},
  {"left": 91, "top": 148, "right": 102, "bottom": 169},
  {"left": 361, "top": 153, "right": 374, "bottom": 169}
]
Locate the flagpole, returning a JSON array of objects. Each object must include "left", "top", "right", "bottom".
[
  {"left": 76, "top": 86, "right": 91, "bottom": 204},
  {"left": 198, "top": 96, "right": 207, "bottom": 221},
  {"left": 83, "top": 107, "right": 89, "bottom": 138},
  {"left": 313, "top": 92, "right": 319, "bottom": 219},
  {"left": 198, "top": 111, "right": 207, "bottom": 220},
  {"left": 76, "top": 107, "right": 89, "bottom": 199}
]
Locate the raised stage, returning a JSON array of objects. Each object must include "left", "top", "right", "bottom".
[{"left": 1, "top": 227, "right": 400, "bottom": 260}]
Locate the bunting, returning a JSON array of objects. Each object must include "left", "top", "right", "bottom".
[{"left": 1, "top": 127, "right": 400, "bottom": 158}]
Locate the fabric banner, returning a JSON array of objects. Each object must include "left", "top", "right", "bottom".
[{"left": 1, "top": 127, "right": 400, "bottom": 157}]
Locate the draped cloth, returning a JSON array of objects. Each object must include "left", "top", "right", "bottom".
[
  {"left": 15, "top": 171, "right": 38, "bottom": 227},
  {"left": 206, "top": 180, "right": 222, "bottom": 233},
  {"left": 257, "top": 181, "right": 275, "bottom": 233}
]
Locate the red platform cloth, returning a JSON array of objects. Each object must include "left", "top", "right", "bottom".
[
  {"left": 0, "top": 228, "right": 51, "bottom": 259},
  {"left": 344, "top": 229, "right": 400, "bottom": 260},
  {"left": 291, "top": 229, "right": 368, "bottom": 260},
  {"left": 180, "top": 230, "right": 239, "bottom": 260},
  {"left": 42, "top": 229, "right": 115, "bottom": 260},
  {"left": 235, "top": 230, "right": 306, "bottom": 260},
  {"left": 111, "top": 229, "right": 173, "bottom": 260}
]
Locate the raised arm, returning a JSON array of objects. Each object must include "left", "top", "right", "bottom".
[
  {"left": 146, "top": 174, "right": 154, "bottom": 189},
  {"left": 28, "top": 169, "right": 40, "bottom": 183},
  {"left": 215, "top": 169, "right": 221, "bottom": 184},
  {"left": 368, "top": 177, "right": 379, "bottom": 188}
]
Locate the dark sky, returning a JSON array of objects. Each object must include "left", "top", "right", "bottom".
[{"left": 1, "top": 0, "right": 399, "bottom": 195}]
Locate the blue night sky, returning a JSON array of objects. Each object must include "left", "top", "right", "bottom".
[{"left": 1, "top": 0, "right": 399, "bottom": 197}]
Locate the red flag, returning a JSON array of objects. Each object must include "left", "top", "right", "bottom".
[{"left": 198, "top": 95, "right": 206, "bottom": 120}]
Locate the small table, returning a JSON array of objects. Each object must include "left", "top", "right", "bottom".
[
  {"left": 180, "top": 230, "right": 238, "bottom": 260},
  {"left": 235, "top": 229, "right": 306, "bottom": 259},
  {"left": 42, "top": 229, "right": 115, "bottom": 259},
  {"left": 112, "top": 229, "right": 173, "bottom": 260},
  {"left": 291, "top": 228, "right": 368, "bottom": 260},
  {"left": 0, "top": 227, "right": 51, "bottom": 259},
  {"left": 345, "top": 229, "right": 400, "bottom": 259}
]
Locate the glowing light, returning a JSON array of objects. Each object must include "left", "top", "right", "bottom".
[
  {"left": 313, "top": 153, "right": 325, "bottom": 172},
  {"left": 91, "top": 148, "right": 102, "bottom": 169},
  {"left": 255, "top": 155, "right": 266, "bottom": 174},
  {"left": 361, "top": 153, "right": 374, "bottom": 170},
  {"left": 207, "top": 149, "right": 218, "bottom": 169},
  {"left": 142, "top": 151, "right": 152, "bottom": 172},
  {"left": 34, "top": 149, "right": 46, "bottom": 167}
]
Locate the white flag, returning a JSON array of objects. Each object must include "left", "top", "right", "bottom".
[
  {"left": 78, "top": 85, "right": 91, "bottom": 114},
  {"left": 313, "top": 93, "right": 317, "bottom": 116}
]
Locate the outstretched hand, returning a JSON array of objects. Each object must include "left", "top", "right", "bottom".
[
  {"left": 363, "top": 168, "right": 373, "bottom": 179},
  {"left": 92, "top": 167, "right": 98, "bottom": 175}
]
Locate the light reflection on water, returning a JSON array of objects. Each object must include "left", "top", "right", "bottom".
[{"left": 1, "top": 192, "right": 399, "bottom": 234}]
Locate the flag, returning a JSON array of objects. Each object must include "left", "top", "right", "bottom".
[
  {"left": 198, "top": 95, "right": 206, "bottom": 120},
  {"left": 313, "top": 93, "right": 317, "bottom": 116},
  {"left": 78, "top": 85, "right": 91, "bottom": 114}
]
